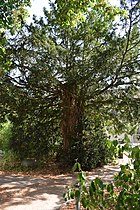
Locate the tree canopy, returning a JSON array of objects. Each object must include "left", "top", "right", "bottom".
[
  {"left": 0, "top": 0, "right": 31, "bottom": 31},
  {"left": 0, "top": 0, "right": 31, "bottom": 74}
]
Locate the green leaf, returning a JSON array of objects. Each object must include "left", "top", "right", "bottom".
[
  {"left": 113, "top": 140, "right": 118, "bottom": 147},
  {"left": 81, "top": 196, "right": 87, "bottom": 208},
  {"left": 107, "top": 183, "right": 114, "bottom": 195},
  {"left": 78, "top": 171, "right": 86, "bottom": 182},
  {"left": 70, "top": 190, "right": 75, "bottom": 199},
  {"left": 72, "top": 162, "right": 82, "bottom": 172},
  {"left": 89, "top": 185, "right": 93, "bottom": 197},
  {"left": 91, "top": 181, "right": 96, "bottom": 192},
  {"left": 77, "top": 162, "right": 81, "bottom": 171},
  {"left": 72, "top": 162, "right": 78, "bottom": 172},
  {"left": 124, "top": 134, "right": 130, "bottom": 143},
  {"left": 75, "top": 190, "right": 80, "bottom": 199},
  {"left": 1, "top": 48, "right": 6, "bottom": 53},
  {"left": 95, "top": 177, "right": 104, "bottom": 189},
  {"left": 123, "top": 174, "right": 128, "bottom": 182}
]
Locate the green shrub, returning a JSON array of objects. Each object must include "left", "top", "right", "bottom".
[
  {"left": 0, "top": 150, "right": 20, "bottom": 170},
  {"left": 58, "top": 136, "right": 109, "bottom": 171},
  {"left": 0, "top": 118, "right": 13, "bottom": 152},
  {"left": 81, "top": 117, "right": 111, "bottom": 170},
  {"left": 58, "top": 138, "right": 85, "bottom": 169},
  {"left": 82, "top": 131, "right": 109, "bottom": 170},
  {"left": 106, "top": 139, "right": 120, "bottom": 160},
  {"left": 10, "top": 117, "right": 61, "bottom": 160},
  {"left": 64, "top": 144, "right": 140, "bottom": 209},
  {"left": 59, "top": 118, "right": 111, "bottom": 170}
]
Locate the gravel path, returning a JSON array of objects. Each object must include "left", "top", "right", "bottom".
[{"left": 0, "top": 161, "right": 122, "bottom": 210}]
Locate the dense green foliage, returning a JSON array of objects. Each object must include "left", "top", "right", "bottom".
[
  {"left": 0, "top": 0, "right": 140, "bottom": 168},
  {"left": 0, "top": 0, "right": 30, "bottom": 30},
  {"left": 59, "top": 116, "right": 110, "bottom": 169},
  {"left": 0, "top": 118, "right": 13, "bottom": 152},
  {"left": 64, "top": 145, "right": 140, "bottom": 209},
  {"left": 0, "top": 119, "right": 20, "bottom": 170},
  {"left": 0, "top": 0, "right": 31, "bottom": 73}
]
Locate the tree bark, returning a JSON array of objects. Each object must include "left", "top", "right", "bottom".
[{"left": 61, "top": 83, "right": 83, "bottom": 151}]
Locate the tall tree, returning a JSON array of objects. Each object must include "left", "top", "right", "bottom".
[{"left": 1, "top": 0, "right": 140, "bottom": 165}]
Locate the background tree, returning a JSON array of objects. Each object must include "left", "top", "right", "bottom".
[
  {"left": 0, "top": 0, "right": 31, "bottom": 74},
  {"left": 0, "top": 0, "right": 31, "bottom": 117}
]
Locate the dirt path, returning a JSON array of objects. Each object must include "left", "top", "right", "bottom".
[{"left": 0, "top": 162, "right": 122, "bottom": 210}]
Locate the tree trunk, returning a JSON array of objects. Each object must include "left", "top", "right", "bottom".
[{"left": 61, "top": 83, "right": 83, "bottom": 151}]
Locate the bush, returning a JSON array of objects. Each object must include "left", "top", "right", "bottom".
[
  {"left": 82, "top": 132, "right": 109, "bottom": 170},
  {"left": 64, "top": 144, "right": 140, "bottom": 209},
  {"left": 106, "top": 139, "right": 120, "bottom": 160},
  {"left": 0, "top": 150, "right": 20, "bottom": 170},
  {"left": 81, "top": 117, "right": 111, "bottom": 170},
  {"left": 59, "top": 131, "right": 110, "bottom": 171},
  {"left": 10, "top": 117, "right": 61, "bottom": 161},
  {"left": 0, "top": 118, "right": 13, "bottom": 152},
  {"left": 59, "top": 117, "right": 111, "bottom": 170},
  {"left": 58, "top": 138, "right": 85, "bottom": 169}
]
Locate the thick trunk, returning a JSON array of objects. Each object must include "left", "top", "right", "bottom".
[{"left": 61, "top": 84, "right": 83, "bottom": 151}]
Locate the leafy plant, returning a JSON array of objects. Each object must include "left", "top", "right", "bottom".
[
  {"left": 0, "top": 150, "right": 20, "bottom": 170},
  {"left": 64, "top": 145, "right": 140, "bottom": 209},
  {"left": 0, "top": 118, "right": 13, "bottom": 152},
  {"left": 59, "top": 118, "right": 110, "bottom": 170},
  {"left": 106, "top": 139, "right": 124, "bottom": 160}
]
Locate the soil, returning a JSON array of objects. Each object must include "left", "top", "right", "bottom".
[
  {"left": 0, "top": 160, "right": 123, "bottom": 210},
  {"left": 60, "top": 201, "right": 86, "bottom": 210}
]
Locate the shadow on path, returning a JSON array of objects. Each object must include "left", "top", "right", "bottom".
[
  {"left": 0, "top": 162, "right": 121, "bottom": 210},
  {"left": 0, "top": 173, "right": 74, "bottom": 210}
]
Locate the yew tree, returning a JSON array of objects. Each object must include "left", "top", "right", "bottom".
[{"left": 1, "top": 0, "right": 140, "bottom": 165}]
